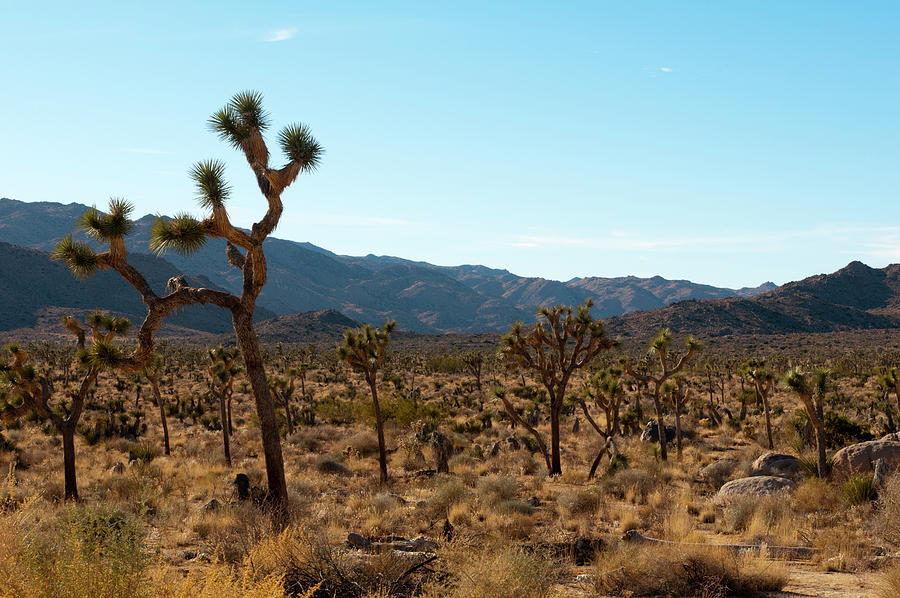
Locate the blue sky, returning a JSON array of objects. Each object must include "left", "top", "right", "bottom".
[{"left": 1, "top": 1, "right": 898, "bottom": 288}]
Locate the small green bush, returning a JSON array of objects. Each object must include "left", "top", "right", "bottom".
[
  {"left": 127, "top": 442, "right": 157, "bottom": 464},
  {"left": 842, "top": 474, "right": 878, "bottom": 506}
]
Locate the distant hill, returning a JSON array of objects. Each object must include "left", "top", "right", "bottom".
[
  {"left": 0, "top": 197, "right": 776, "bottom": 334},
  {"left": 0, "top": 241, "right": 272, "bottom": 337},
  {"left": 607, "top": 261, "right": 900, "bottom": 338}
]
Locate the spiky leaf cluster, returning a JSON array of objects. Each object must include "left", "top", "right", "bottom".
[
  {"left": 784, "top": 367, "right": 831, "bottom": 397},
  {"left": 209, "top": 90, "right": 270, "bottom": 149},
  {"left": 149, "top": 213, "right": 207, "bottom": 255},
  {"left": 190, "top": 160, "right": 231, "bottom": 209},
  {"left": 338, "top": 321, "right": 397, "bottom": 374},
  {"left": 51, "top": 234, "right": 99, "bottom": 279},
  {"left": 278, "top": 123, "right": 323, "bottom": 171},
  {"left": 76, "top": 198, "right": 135, "bottom": 242}
]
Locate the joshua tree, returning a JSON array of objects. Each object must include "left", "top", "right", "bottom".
[
  {"left": 742, "top": 358, "right": 777, "bottom": 449},
  {"left": 0, "top": 312, "right": 130, "bottom": 499},
  {"left": 338, "top": 321, "right": 397, "bottom": 483},
  {"left": 662, "top": 377, "right": 689, "bottom": 460},
  {"left": 51, "top": 91, "right": 322, "bottom": 513},
  {"left": 142, "top": 353, "right": 170, "bottom": 455},
  {"left": 462, "top": 351, "right": 484, "bottom": 392},
  {"left": 784, "top": 367, "right": 830, "bottom": 478},
  {"left": 498, "top": 300, "right": 617, "bottom": 476},
  {"left": 269, "top": 369, "right": 298, "bottom": 434},
  {"left": 207, "top": 346, "right": 242, "bottom": 467},
  {"left": 879, "top": 367, "right": 900, "bottom": 416},
  {"left": 577, "top": 366, "right": 625, "bottom": 478},
  {"left": 623, "top": 328, "right": 701, "bottom": 462}
]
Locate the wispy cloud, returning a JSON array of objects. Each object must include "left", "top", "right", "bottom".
[
  {"left": 505, "top": 225, "right": 900, "bottom": 255},
  {"left": 121, "top": 147, "right": 166, "bottom": 154},
  {"left": 263, "top": 27, "right": 297, "bottom": 42},
  {"left": 659, "top": 67, "right": 673, "bottom": 73}
]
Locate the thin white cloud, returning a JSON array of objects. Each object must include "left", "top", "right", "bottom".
[
  {"left": 506, "top": 225, "right": 900, "bottom": 254},
  {"left": 121, "top": 147, "right": 166, "bottom": 154},
  {"left": 660, "top": 67, "right": 673, "bottom": 73},
  {"left": 264, "top": 27, "right": 297, "bottom": 42}
]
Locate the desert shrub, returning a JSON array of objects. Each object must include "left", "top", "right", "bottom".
[
  {"left": 78, "top": 411, "right": 147, "bottom": 445},
  {"left": 192, "top": 503, "right": 275, "bottom": 563},
  {"left": 426, "top": 353, "right": 465, "bottom": 374},
  {"left": 314, "top": 395, "right": 360, "bottom": 424},
  {"left": 824, "top": 411, "right": 872, "bottom": 447},
  {"left": 842, "top": 474, "right": 878, "bottom": 505},
  {"left": 557, "top": 487, "right": 603, "bottom": 515},
  {"left": 797, "top": 454, "right": 832, "bottom": 478},
  {"left": 476, "top": 475, "right": 518, "bottom": 508},
  {"left": 248, "top": 528, "right": 429, "bottom": 597},
  {"left": 792, "top": 478, "right": 841, "bottom": 513},
  {"left": 1, "top": 502, "right": 150, "bottom": 598},
  {"left": 313, "top": 455, "right": 350, "bottom": 476},
  {"left": 602, "top": 467, "right": 655, "bottom": 502},
  {"left": 593, "top": 542, "right": 789, "bottom": 596},
  {"left": 430, "top": 478, "right": 471, "bottom": 513},
  {"left": 340, "top": 430, "right": 380, "bottom": 456},
  {"left": 422, "top": 540, "right": 560, "bottom": 598},
  {"left": 152, "top": 564, "right": 292, "bottom": 598},
  {"left": 494, "top": 499, "right": 534, "bottom": 515},
  {"left": 876, "top": 474, "right": 900, "bottom": 545},
  {"left": 128, "top": 442, "right": 158, "bottom": 464},
  {"left": 877, "top": 562, "right": 900, "bottom": 598}
]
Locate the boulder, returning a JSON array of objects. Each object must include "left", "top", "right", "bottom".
[
  {"left": 750, "top": 453, "right": 800, "bottom": 479},
  {"left": 640, "top": 421, "right": 676, "bottom": 444},
  {"left": 715, "top": 476, "right": 796, "bottom": 504},
  {"left": 347, "top": 532, "right": 371, "bottom": 549},
  {"left": 831, "top": 440, "right": 900, "bottom": 480},
  {"left": 880, "top": 432, "right": 900, "bottom": 442}
]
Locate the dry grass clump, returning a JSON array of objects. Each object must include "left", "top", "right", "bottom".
[
  {"left": 429, "top": 477, "right": 471, "bottom": 514},
  {"left": 476, "top": 475, "right": 518, "bottom": 508},
  {"left": 792, "top": 477, "right": 841, "bottom": 513},
  {"left": 556, "top": 486, "right": 603, "bottom": 516},
  {"left": 191, "top": 502, "right": 276, "bottom": 563},
  {"left": 876, "top": 473, "right": 900, "bottom": 546},
  {"left": 877, "top": 561, "right": 900, "bottom": 598},
  {"left": 593, "top": 542, "right": 789, "bottom": 597},
  {"left": 246, "top": 527, "right": 430, "bottom": 597},
  {"left": 313, "top": 454, "right": 351, "bottom": 475},
  {"left": 420, "top": 539, "right": 560, "bottom": 598}
]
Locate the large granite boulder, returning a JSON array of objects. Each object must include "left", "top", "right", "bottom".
[
  {"left": 831, "top": 440, "right": 900, "bottom": 480},
  {"left": 880, "top": 432, "right": 900, "bottom": 442},
  {"left": 715, "top": 476, "right": 796, "bottom": 505},
  {"left": 749, "top": 452, "right": 801, "bottom": 479},
  {"left": 640, "top": 421, "right": 676, "bottom": 444}
]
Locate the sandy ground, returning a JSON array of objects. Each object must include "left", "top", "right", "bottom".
[{"left": 774, "top": 566, "right": 878, "bottom": 598}]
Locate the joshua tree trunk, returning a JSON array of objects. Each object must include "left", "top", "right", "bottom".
[
  {"left": 762, "top": 395, "right": 774, "bottom": 450},
  {"left": 233, "top": 311, "right": 288, "bottom": 510},
  {"left": 150, "top": 379, "right": 170, "bottom": 455},
  {"left": 61, "top": 425, "right": 78, "bottom": 501},
  {"left": 653, "top": 390, "right": 668, "bottom": 461},
  {"left": 368, "top": 377, "right": 388, "bottom": 483},
  {"left": 214, "top": 388, "right": 232, "bottom": 467},
  {"left": 227, "top": 394, "right": 234, "bottom": 435},
  {"left": 550, "top": 405, "right": 562, "bottom": 476},
  {"left": 674, "top": 398, "right": 683, "bottom": 461},
  {"left": 813, "top": 402, "right": 827, "bottom": 478}
]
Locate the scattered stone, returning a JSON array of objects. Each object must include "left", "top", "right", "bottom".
[
  {"left": 715, "top": 476, "right": 796, "bottom": 504},
  {"left": 880, "top": 432, "right": 900, "bottom": 442},
  {"left": 698, "top": 458, "right": 737, "bottom": 484},
  {"left": 233, "top": 473, "right": 267, "bottom": 504},
  {"left": 506, "top": 436, "right": 521, "bottom": 451},
  {"left": 109, "top": 462, "right": 126, "bottom": 475},
  {"left": 749, "top": 452, "right": 800, "bottom": 479},
  {"left": 526, "top": 496, "right": 541, "bottom": 507},
  {"left": 196, "top": 552, "right": 212, "bottom": 563},
  {"left": 347, "top": 532, "right": 371, "bottom": 549},
  {"left": 574, "top": 574, "right": 595, "bottom": 585},
  {"left": 387, "top": 493, "right": 408, "bottom": 505},
  {"left": 831, "top": 440, "right": 900, "bottom": 480},
  {"left": 203, "top": 499, "right": 221, "bottom": 512},
  {"left": 639, "top": 421, "right": 676, "bottom": 444},
  {"left": 180, "top": 549, "right": 197, "bottom": 560}
]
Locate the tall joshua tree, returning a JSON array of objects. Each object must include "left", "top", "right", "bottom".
[
  {"left": 577, "top": 366, "right": 626, "bottom": 478},
  {"left": 207, "top": 346, "right": 242, "bottom": 467},
  {"left": 623, "top": 328, "right": 701, "bottom": 462},
  {"left": 338, "top": 321, "right": 397, "bottom": 483},
  {"left": 785, "top": 367, "right": 830, "bottom": 478},
  {"left": 0, "top": 312, "right": 130, "bottom": 499},
  {"left": 498, "top": 300, "right": 617, "bottom": 476},
  {"left": 51, "top": 91, "right": 322, "bottom": 513},
  {"left": 742, "top": 358, "right": 777, "bottom": 449},
  {"left": 879, "top": 367, "right": 900, "bottom": 417}
]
